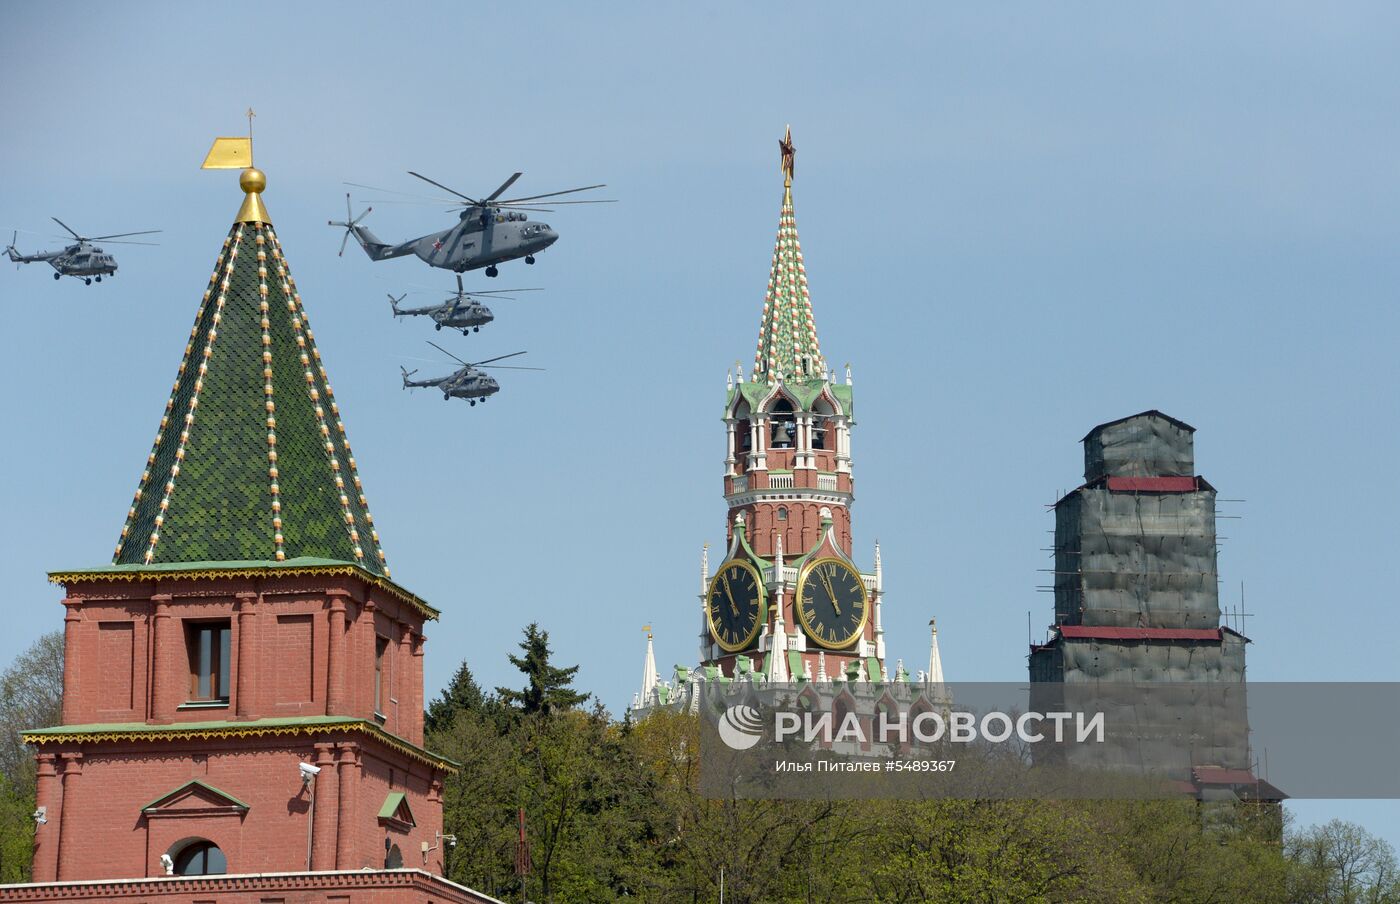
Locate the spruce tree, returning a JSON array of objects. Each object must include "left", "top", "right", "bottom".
[
  {"left": 496, "top": 623, "right": 588, "bottom": 715},
  {"left": 425, "top": 660, "right": 489, "bottom": 735}
]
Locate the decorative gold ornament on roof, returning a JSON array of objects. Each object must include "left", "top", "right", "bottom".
[{"left": 202, "top": 109, "right": 269, "bottom": 224}]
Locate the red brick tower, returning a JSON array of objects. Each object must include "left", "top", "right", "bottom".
[
  {"left": 702, "top": 129, "right": 887, "bottom": 685},
  {"left": 22, "top": 164, "right": 457, "bottom": 886}
]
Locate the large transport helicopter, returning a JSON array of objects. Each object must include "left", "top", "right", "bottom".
[
  {"left": 388, "top": 274, "right": 541, "bottom": 335},
  {"left": 329, "top": 171, "right": 612, "bottom": 277},
  {"left": 400, "top": 342, "right": 542, "bottom": 406},
  {"left": 6, "top": 218, "right": 161, "bottom": 284}
]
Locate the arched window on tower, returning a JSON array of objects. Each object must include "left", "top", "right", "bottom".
[
  {"left": 812, "top": 397, "right": 836, "bottom": 451},
  {"left": 172, "top": 839, "right": 227, "bottom": 876},
  {"left": 734, "top": 399, "right": 752, "bottom": 458},
  {"left": 768, "top": 398, "right": 795, "bottom": 449}
]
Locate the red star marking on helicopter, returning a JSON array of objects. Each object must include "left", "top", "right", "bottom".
[{"left": 432, "top": 239, "right": 444, "bottom": 251}]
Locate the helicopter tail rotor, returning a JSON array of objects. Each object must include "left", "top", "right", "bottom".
[
  {"left": 388, "top": 293, "right": 406, "bottom": 316},
  {"left": 328, "top": 194, "right": 373, "bottom": 257},
  {"left": 6, "top": 232, "right": 19, "bottom": 267},
  {"left": 400, "top": 365, "right": 418, "bottom": 390}
]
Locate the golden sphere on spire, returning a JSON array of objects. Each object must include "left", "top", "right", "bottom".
[{"left": 240, "top": 167, "right": 267, "bottom": 194}]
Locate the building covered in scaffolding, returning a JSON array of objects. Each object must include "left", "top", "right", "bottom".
[{"left": 1029, "top": 411, "right": 1282, "bottom": 803}]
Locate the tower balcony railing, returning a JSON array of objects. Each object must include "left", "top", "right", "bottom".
[
  {"left": 817, "top": 473, "right": 838, "bottom": 491},
  {"left": 731, "top": 475, "right": 748, "bottom": 493},
  {"left": 768, "top": 473, "right": 796, "bottom": 489}
]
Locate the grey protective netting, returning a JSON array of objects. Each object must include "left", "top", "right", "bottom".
[
  {"left": 1084, "top": 414, "right": 1195, "bottom": 482},
  {"left": 1054, "top": 487, "right": 1221, "bottom": 629}
]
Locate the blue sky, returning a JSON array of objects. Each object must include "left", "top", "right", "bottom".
[{"left": 2, "top": 1, "right": 1396, "bottom": 841}]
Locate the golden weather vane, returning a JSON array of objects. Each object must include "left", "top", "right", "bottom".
[
  {"left": 779, "top": 125, "right": 795, "bottom": 187},
  {"left": 201, "top": 109, "right": 268, "bottom": 224}
]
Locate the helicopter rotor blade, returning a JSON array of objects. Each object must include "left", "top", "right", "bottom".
[
  {"left": 456, "top": 273, "right": 464, "bottom": 295},
  {"left": 477, "top": 364, "right": 545, "bottom": 371},
  {"left": 87, "top": 229, "right": 162, "bottom": 241},
  {"left": 497, "top": 184, "right": 606, "bottom": 204},
  {"left": 344, "top": 181, "right": 456, "bottom": 203},
  {"left": 483, "top": 173, "right": 523, "bottom": 202},
  {"left": 442, "top": 287, "right": 543, "bottom": 299},
  {"left": 470, "top": 350, "right": 529, "bottom": 367},
  {"left": 426, "top": 340, "right": 470, "bottom": 368},
  {"left": 50, "top": 217, "right": 82, "bottom": 240},
  {"left": 505, "top": 199, "right": 617, "bottom": 206},
  {"left": 92, "top": 239, "right": 160, "bottom": 246},
  {"left": 407, "top": 171, "right": 482, "bottom": 207}
]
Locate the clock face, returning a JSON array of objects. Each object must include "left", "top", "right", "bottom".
[
  {"left": 707, "top": 560, "right": 766, "bottom": 653},
  {"left": 796, "top": 557, "right": 868, "bottom": 649}
]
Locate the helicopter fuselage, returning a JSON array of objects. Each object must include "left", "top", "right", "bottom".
[
  {"left": 348, "top": 211, "right": 558, "bottom": 274},
  {"left": 9, "top": 242, "right": 117, "bottom": 277},
  {"left": 411, "top": 212, "right": 557, "bottom": 272}
]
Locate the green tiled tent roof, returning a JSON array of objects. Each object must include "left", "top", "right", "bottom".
[
  {"left": 753, "top": 182, "right": 825, "bottom": 385},
  {"left": 113, "top": 210, "right": 389, "bottom": 575}
]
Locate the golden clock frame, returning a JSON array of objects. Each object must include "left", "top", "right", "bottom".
[
  {"left": 706, "top": 558, "right": 768, "bottom": 653},
  {"left": 795, "top": 556, "right": 870, "bottom": 650}
]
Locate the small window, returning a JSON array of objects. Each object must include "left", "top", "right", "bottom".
[
  {"left": 174, "top": 840, "right": 226, "bottom": 875},
  {"left": 375, "top": 636, "right": 389, "bottom": 715},
  {"left": 187, "top": 622, "right": 231, "bottom": 702},
  {"left": 777, "top": 507, "right": 788, "bottom": 521}
]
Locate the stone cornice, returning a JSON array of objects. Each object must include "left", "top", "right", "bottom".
[
  {"left": 0, "top": 869, "right": 501, "bottom": 902},
  {"left": 22, "top": 717, "right": 457, "bottom": 773}
]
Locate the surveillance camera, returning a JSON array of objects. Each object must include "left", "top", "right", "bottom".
[
  {"left": 445, "top": 834, "right": 457, "bottom": 848},
  {"left": 299, "top": 761, "right": 321, "bottom": 781},
  {"left": 31, "top": 807, "right": 46, "bottom": 825}
]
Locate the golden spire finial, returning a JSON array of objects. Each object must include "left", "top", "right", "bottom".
[
  {"left": 202, "top": 110, "right": 269, "bottom": 224},
  {"left": 779, "top": 125, "right": 795, "bottom": 189}
]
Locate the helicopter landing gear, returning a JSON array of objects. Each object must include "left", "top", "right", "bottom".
[
  {"left": 525, "top": 255, "right": 535, "bottom": 265},
  {"left": 53, "top": 272, "right": 61, "bottom": 280},
  {"left": 473, "top": 326, "right": 479, "bottom": 332},
  {"left": 435, "top": 323, "right": 442, "bottom": 331},
  {"left": 95, "top": 276, "right": 102, "bottom": 282},
  {"left": 485, "top": 265, "right": 498, "bottom": 278},
  {"left": 443, "top": 393, "right": 450, "bottom": 401},
  {"left": 469, "top": 400, "right": 476, "bottom": 406},
  {"left": 84, "top": 278, "right": 92, "bottom": 285}
]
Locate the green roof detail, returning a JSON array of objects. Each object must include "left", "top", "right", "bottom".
[
  {"left": 753, "top": 182, "right": 825, "bottom": 384},
  {"left": 141, "top": 779, "right": 249, "bottom": 812},
  {"left": 112, "top": 219, "right": 389, "bottom": 575},
  {"left": 23, "top": 714, "right": 459, "bottom": 771},
  {"left": 378, "top": 791, "right": 415, "bottom": 826},
  {"left": 49, "top": 558, "right": 438, "bottom": 621},
  {"left": 787, "top": 650, "right": 807, "bottom": 681}
]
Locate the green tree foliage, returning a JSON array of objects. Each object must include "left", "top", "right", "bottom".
[
  {"left": 422, "top": 625, "right": 1399, "bottom": 903},
  {"left": 0, "top": 631, "right": 64, "bottom": 883},
  {"left": 495, "top": 623, "right": 588, "bottom": 716},
  {"left": 1286, "top": 819, "right": 1400, "bottom": 904},
  {"left": 424, "top": 660, "right": 491, "bottom": 735}
]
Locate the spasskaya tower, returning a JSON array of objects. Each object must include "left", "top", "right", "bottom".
[{"left": 698, "top": 128, "right": 887, "bottom": 686}]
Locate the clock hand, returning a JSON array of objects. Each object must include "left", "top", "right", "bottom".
[
  {"left": 722, "top": 574, "right": 740, "bottom": 617},
  {"left": 820, "top": 570, "right": 841, "bottom": 616}
]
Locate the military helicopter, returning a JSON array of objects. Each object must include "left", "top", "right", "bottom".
[
  {"left": 6, "top": 218, "right": 161, "bottom": 284},
  {"left": 400, "top": 342, "right": 542, "bottom": 406},
  {"left": 329, "top": 171, "right": 612, "bottom": 277},
  {"left": 388, "top": 274, "right": 541, "bottom": 335}
]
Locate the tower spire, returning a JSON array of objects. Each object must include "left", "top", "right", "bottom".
[
  {"left": 754, "top": 126, "right": 824, "bottom": 385},
  {"left": 639, "top": 626, "right": 658, "bottom": 707},
  {"left": 113, "top": 134, "right": 388, "bottom": 574}
]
